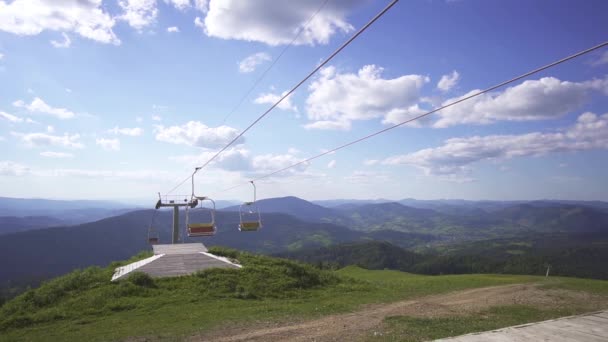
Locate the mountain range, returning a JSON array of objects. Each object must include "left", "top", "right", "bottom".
[{"left": 0, "top": 195, "right": 607, "bottom": 287}]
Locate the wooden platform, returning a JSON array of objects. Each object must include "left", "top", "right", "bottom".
[
  {"left": 436, "top": 310, "right": 608, "bottom": 341},
  {"left": 111, "top": 243, "right": 240, "bottom": 281}
]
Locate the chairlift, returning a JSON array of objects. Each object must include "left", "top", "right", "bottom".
[
  {"left": 147, "top": 206, "right": 160, "bottom": 244},
  {"left": 185, "top": 169, "right": 217, "bottom": 237},
  {"left": 239, "top": 181, "right": 262, "bottom": 232},
  {"left": 186, "top": 196, "right": 217, "bottom": 237}
]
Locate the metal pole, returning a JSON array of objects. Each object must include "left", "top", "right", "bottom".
[{"left": 172, "top": 206, "right": 180, "bottom": 244}]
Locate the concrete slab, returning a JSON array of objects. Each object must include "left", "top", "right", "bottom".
[
  {"left": 435, "top": 310, "right": 608, "bottom": 342},
  {"left": 112, "top": 243, "right": 240, "bottom": 281},
  {"left": 152, "top": 243, "right": 208, "bottom": 255}
]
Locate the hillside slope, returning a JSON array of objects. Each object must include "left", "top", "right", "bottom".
[
  {"left": 1, "top": 249, "right": 606, "bottom": 342},
  {"left": 0, "top": 209, "right": 434, "bottom": 285}
]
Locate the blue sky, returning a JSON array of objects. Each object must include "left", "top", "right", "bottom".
[{"left": 1, "top": 0, "right": 607, "bottom": 202}]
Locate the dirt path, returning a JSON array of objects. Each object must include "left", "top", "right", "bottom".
[{"left": 189, "top": 284, "right": 607, "bottom": 342}]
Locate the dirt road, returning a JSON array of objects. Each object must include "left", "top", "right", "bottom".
[{"left": 190, "top": 284, "right": 607, "bottom": 342}]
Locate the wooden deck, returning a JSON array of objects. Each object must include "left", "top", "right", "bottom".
[{"left": 436, "top": 310, "right": 608, "bottom": 341}]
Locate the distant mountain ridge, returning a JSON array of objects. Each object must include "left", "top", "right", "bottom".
[
  {"left": 239, "top": 197, "right": 608, "bottom": 239},
  {"left": 222, "top": 196, "right": 338, "bottom": 222},
  {"left": 1, "top": 195, "right": 608, "bottom": 287},
  {"left": 0, "top": 216, "right": 69, "bottom": 235},
  {"left": 0, "top": 197, "right": 141, "bottom": 230},
  {"left": 0, "top": 209, "right": 435, "bottom": 285}
]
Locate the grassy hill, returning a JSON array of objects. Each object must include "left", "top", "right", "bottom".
[{"left": 1, "top": 248, "right": 606, "bottom": 341}]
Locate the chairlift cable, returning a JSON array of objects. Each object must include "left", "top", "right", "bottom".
[
  {"left": 213, "top": 41, "right": 608, "bottom": 195},
  {"left": 164, "top": 0, "right": 401, "bottom": 195},
  {"left": 218, "top": 0, "right": 331, "bottom": 126}
]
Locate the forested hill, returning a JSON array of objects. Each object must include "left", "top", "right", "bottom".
[
  {"left": 1, "top": 196, "right": 607, "bottom": 287},
  {"left": 284, "top": 236, "right": 608, "bottom": 280},
  {"left": 222, "top": 197, "right": 608, "bottom": 239},
  {"left": 0, "top": 209, "right": 434, "bottom": 286}
]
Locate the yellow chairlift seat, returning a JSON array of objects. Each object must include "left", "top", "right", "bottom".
[
  {"left": 188, "top": 222, "right": 216, "bottom": 236},
  {"left": 238, "top": 181, "right": 262, "bottom": 232},
  {"left": 186, "top": 195, "right": 217, "bottom": 237},
  {"left": 239, "top": 221, "right": 261, "bottom": 231}
]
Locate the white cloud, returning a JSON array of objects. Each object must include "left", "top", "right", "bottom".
[
  {"left": 13, "top": 97, "right": 76, "bottom": 119},
  {"left": 164, "top": 0, "right": 190, "bottom": 10},
  {"left": 0, "top": 52, "right": 4, "bottom": 60},
  {"left": 254, "top": 91, "right": 298, "bottom": 112},
  {"left": 590, "top": 51, "right": 608, "bottom": 67},
  {"left": 171, "top": 147, "right": 251, "bottom": 171},
  {"left": 381, "top": 104, "right": 429, "bottom": 126},
  {"left": 0, "top": 161, "right": 29, "bottom": 176},
  {"left": 238, "top": 52, "right": 271, "bottom": 73},
  {"left": 327, "top": 160, "right": 336, "bottom": 169},
  {"left": 434, "top": 77, "right": 605, "bottom": 128},
  {"left": 118, "top": 0, "right": 158, "bottom": 31},
  {"left": 152, "top": 115, "right": 162, "bottom": 121},
  {"left": 252, "top": 152, "right": 308, "bottom": 174},
  {"left": 194, "top": 16, "right": 204, "bottom": 28},
  {"left": 155, "top": 121, "right": 243, "bottom": 148},
  {"left": 171, "top": 148, "right": 309, "bottom": 176},
  {"left": 108, "top": 126, "right": 144, "bottom": 136},
  {"left": 47, "top": 125, "right": 54, "bottom": 133},
  {"left": 65, "top": 88, "right": 72, "bottom": 93},
  {"left": 50, "top": 32, "right": 71, "bottom": 48},
  {"left": 437, "top": 70, "right": 459, "bottom": 92},
  {"left": 0, "top": 160, "right": 173, "bottom": 181},
  {"left": 305, "top": 65, "right": 429, "bottom": 130},
  {"left": 0, "top": 0, "right": 120, "bottom": 45},
  {"left": 12, "top": 132, "right": 84, "bottom": 149},
  {"left": 200, "top": 0, "right": 361, "bottom": 46},
  {"left": 363, "top": 159, "right": 379, "bottom": 166},
  {"left": 303, "top": 119, "right": 350, "bottom": 131},
  {"left": 0, "top": 111, "right": 23, "bottom": 123},
  {"left": 136, "top": 116, "right": 144, "bottom": 123},
  {"left": 40, "top": 151, "right": 74, "bottom": 158},
  {"left": 383, "top": 112, "right": 608, "bottom": 180},
  {"left": 38, "top": 168, "right": 171, "bottom": 181},
  {"left": 344, "top": 170, "right": 389, "bottom": 184},
  {"left": 167, "top": 26, "right": 180, "bottom": 33},
  {"left": 96, "top": 138, "right": 120, "bottom": 151},
  {"left": 194, "top": 0, "right": 208, "bottom": 12}
]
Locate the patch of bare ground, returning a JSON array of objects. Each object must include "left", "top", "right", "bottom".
[{"left": 188, "top": 283, "right": 608, "bottom": 342}]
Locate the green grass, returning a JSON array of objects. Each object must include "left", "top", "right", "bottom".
[
  {"left": 540, "top": 276, "right": 608, "bottom": 295},
  {"left": 374, "top": 305, "right": 585, "bottom": 342},
  {"left": 0, "top": 249, "right": 598, "bottom": 342},
  {"left": 336, "top": 266, "right": 538, "bottom": 303}
]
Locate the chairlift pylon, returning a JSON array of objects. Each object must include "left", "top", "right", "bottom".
[{"left": 239, "top": 181, "right": 262, "bottom": 232}]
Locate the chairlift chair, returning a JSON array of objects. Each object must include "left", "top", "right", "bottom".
[
  {"left": 147, "top": 207, "right": 160, "bottom": 244},
  {"left": 239, "top": 181, "right": 262, "bottom": 232},
  {"left": 186, "top": 196, "right": 217, "bottom": 237}
]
